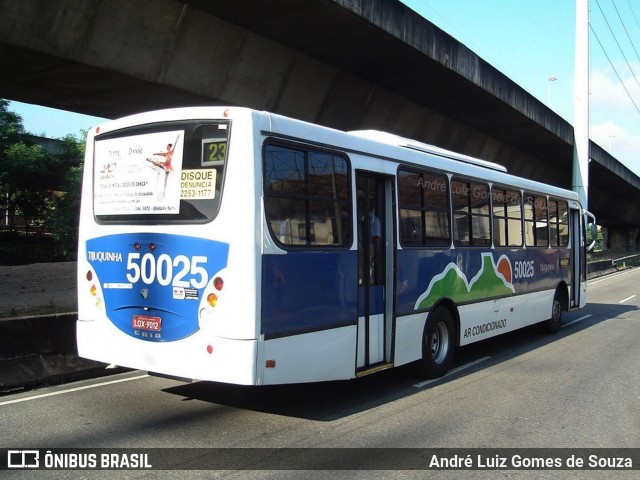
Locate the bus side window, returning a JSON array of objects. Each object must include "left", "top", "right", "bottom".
[
  {"left": 398, "top": 168, "right": 450, "bottom": 247},
  {"left": 549, "top": 199, "right": 569, "bottom": 247},
  {"left": 524, "top": 194, "right": 549, "bottom": 247},
  {"left": 492, "top": 188, "right": 523, "bottom": 247},
  {"left": 452, "top": 179, "right": 490, "bottom": 247},
  {"left": 264, "top": 143, "right": 351, "bottom": 247}
]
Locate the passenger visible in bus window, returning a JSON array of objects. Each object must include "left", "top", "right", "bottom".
[
  {"left": 369, "top": 202, "right": 382, "bottom": 283},
  {"left": 357, "top": 188, "right": 383, "bottom": 285}
]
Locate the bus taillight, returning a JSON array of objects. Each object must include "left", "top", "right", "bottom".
[
  {"left": 207, "top": 293, "right": 218, "bottom": 307},
  {"left": 213, "top": 277, "right": 224, "bottom": 291}
]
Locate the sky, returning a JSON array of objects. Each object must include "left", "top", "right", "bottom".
[
  {"left": 7, "top": 101, "right": 106, "bottom": 140},
  {"left": 7, "top": 0, "right": 640, "bottom": 174}
]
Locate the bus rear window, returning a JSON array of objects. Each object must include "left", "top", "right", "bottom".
[{"left": 93, "top": 121, "right": 229, "bottom": 223}]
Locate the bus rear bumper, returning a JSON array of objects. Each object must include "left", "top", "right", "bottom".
[{"left": 76, "top": 318, "right": 258, "bottom": 385}]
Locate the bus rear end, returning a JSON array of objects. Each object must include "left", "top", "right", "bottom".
[{"left": 77, "top": 107, "right": 261, "bottom": 385}]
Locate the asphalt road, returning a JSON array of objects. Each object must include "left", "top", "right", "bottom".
[{"left": 1, "top": 268, "right": 639, "bottom": 479}]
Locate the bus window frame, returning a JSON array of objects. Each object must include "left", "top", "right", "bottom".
[
  {"left": 262, "top": 138, "right": 353, "bottom": 250},
  {"left": 451, "top": 176, "right": 492, "bottom": 248},
  {"left": 549, "top": 197, "right": 570, "bottom": 248},
  {"left": 491, "top": 185, "right": 524, "bottom": 248},
  {"left": 397, "top": 166, "right": 452, "bottom": 249},
  {"left": 524, "top": 192, "right": 550, "bottom": 248}
]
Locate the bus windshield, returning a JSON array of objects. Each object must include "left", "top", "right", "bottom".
[{"left": 93, "top": 120, "right": 230, "bottom": 223}]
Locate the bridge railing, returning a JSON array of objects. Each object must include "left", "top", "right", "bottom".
[{"left": 588, "top": 254, "right": 640, "bottom": 275}]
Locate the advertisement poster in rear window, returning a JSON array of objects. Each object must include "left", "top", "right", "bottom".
[{"left": 94, "top": 130, "right": 184, "bottom": 215}]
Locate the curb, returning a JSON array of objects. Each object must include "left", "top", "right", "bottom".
[{"left": 0, "top": 313, "right": 125, "bottom": 393}]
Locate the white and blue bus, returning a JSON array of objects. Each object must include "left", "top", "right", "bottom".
[{"left": 77, "top": 107, "right": 590, "bottom": 385}]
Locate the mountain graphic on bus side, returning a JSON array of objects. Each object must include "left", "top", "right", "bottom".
[{"left": 414, "top": 253, "right": 515, "bottom": 310}]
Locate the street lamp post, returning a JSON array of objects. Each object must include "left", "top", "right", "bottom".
[{"left": 548, "top": 75, "right": 558, "bottom": 107}]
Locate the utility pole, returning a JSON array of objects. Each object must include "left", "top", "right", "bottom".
[{"left": 573, "top": 0, "right": 589, "bottom": 208}]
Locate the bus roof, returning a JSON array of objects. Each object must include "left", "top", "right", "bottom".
[{"left": 349, "top": 130, "right": 508, "bottom": 173}]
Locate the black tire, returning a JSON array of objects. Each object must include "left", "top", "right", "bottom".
[
  {"left": 415, "top": 307, "right": 456, "bottom": 378},
  {"left": 540, "top": 294, "right": 562, "bottom": 333}
]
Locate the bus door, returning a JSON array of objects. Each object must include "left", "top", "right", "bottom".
[
  {"left": 570, "top": 207, "right": 585, "bottom": 308},
  {"left": 356, "top": 172, "right": 394, "bottom": 374}
]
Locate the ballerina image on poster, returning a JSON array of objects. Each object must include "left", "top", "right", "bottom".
[{"left": 146, "top": 136, "right": 179, "bottom": 200}]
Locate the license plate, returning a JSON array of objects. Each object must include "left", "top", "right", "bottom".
[{"left": 132, "top": 314, "right": 162, "bottom": 332}]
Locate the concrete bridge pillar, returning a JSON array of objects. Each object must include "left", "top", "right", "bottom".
[
  {"left": 600, "top": 227, "right": 609, "bottom": 251},
  {"left": 608, "top": 229, "right": 626, "bottom": 250},
  {"left": 628, "top": 228, "right": 640, "bottom": 251}
]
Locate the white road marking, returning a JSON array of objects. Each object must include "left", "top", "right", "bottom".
[
  {"left": 589, "top": 268, "right": 639, "bottom": 285},
  {"left": 562, "top": 314, "right": 592, "bottom": 328},
  {"left": 413, "top": 357, "right": 490, "bottom": 388},
  {"left": 619, "top": 295, "right": 637, "bottom": 304},
  {"left": 0, "top": 374, "right": 149, "bottom": 406}
]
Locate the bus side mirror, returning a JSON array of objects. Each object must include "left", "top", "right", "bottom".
[{"left": 585, "top": 210, "right": 597, "bottom": 252}]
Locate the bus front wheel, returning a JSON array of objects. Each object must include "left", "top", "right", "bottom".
[
  {"left": 540, "top": 294, "right": 563, "bottom": 334},
  {"left": 415, "top": 307, "right": 455, "bottom": 378}
]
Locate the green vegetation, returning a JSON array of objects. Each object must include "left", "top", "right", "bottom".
[
  {"left": 0, "top": 99, "right": 85, "bottom": 264},
  {"left": 586, "top": 225, "right": 605, "bottom": 256}
]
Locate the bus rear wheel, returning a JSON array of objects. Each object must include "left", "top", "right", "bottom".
[{"left": 415, "top": 307, "right": 455, "bottom": 378}]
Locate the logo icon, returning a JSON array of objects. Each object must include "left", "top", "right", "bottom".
[
  {"left": 414, "top": 253, "right": 515, "bottom": 310},
  {"left": 7, "top": 450, "right": 39, "bottom": 468}
]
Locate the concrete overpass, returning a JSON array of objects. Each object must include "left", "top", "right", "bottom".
[{"left": 0, "top": 0, "right": 638, "bottom": 248}]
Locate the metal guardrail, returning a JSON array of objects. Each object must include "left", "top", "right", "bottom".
[
  {"left": 588, "top": 254, "right": 640, "bottom": 274},
  {"left": 611, "top": 254, "right": 640, "bottom": 266}
]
